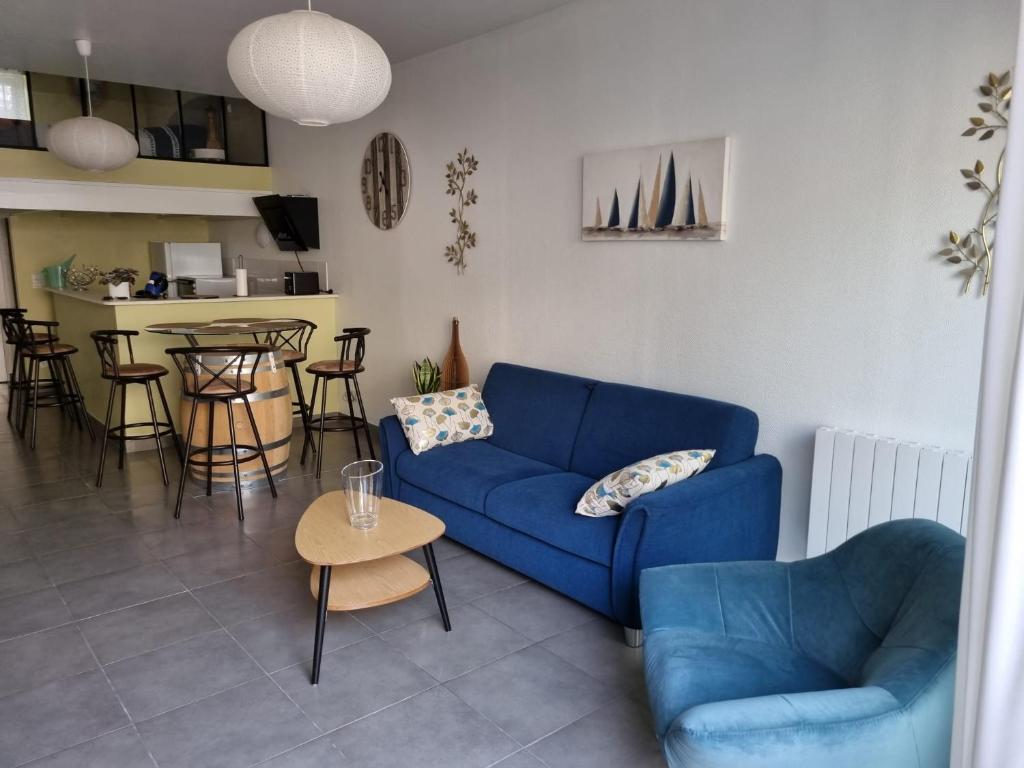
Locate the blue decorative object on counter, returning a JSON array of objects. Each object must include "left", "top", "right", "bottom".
[{"left": 143, "top": 271, "right": 168, "bottom": 298}]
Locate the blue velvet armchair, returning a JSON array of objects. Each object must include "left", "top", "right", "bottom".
[{"left": 640, "top": 519, "right": 965, "bottom": 768}]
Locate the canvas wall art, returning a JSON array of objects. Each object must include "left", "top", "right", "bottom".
[{"left": 581, "top": 137, "right": 730, "bottom": 241}]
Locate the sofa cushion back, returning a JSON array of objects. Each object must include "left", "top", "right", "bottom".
[
  {"left": 790, "top": 519, "right": 964, "bottom": 697},
  {"left": 835, "top": 520, "right": 965, "bottom": 705},
  {"left": 482, "top": 362, "right": 597, "bottom": 469},
  {"left": 569, "top": 382, "right": 759, "bottom": 479}
]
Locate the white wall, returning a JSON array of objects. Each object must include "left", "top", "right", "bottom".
[
  {"left": 267, "top": 0, "right": 1018, "bottom": 560},
  {"left": 206, "top": 218, "right": 265, "bottom": 264}
]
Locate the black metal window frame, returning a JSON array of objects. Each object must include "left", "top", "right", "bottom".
[{"left": 0, "top": 70, "right": 268, "bottom": 167}]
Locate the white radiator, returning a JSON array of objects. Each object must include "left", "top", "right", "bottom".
[{"left": 806, "top": 427, "right": 972, "bottom": 557}]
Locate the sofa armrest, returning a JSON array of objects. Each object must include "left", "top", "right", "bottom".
[
  {"left": 378, "top": 415, "right": 410, "bottom": 499},
  {"left": 610, "top": 454, "right": 782, "bottom": 627},
  {"left": 662, "top": 687, "right": 914, "bottom": 768}
]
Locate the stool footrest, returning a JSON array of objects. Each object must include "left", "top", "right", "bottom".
[
  {"left": 25, "top": 394, "right": 78, "bottom": 409},
  {"left": 105, "top": 421, "right": 177, "bottom": 442},
  {"left": 186, "top": 444, "right": 267, "bottom": 469},
  {"left": 309, "top": 413, "right": 369, "bottom": 434}
]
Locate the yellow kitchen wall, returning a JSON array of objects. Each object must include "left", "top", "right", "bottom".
[
  {"left": 0, "top": 148, "right": 272, "bottom": 190},
  {"left": 7, "top": 212, "right": 210, "bottom": 319}
]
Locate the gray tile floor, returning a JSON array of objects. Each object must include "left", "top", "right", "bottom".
[{"left": 0, "top": 401, "right": 665, "bottom": 767}]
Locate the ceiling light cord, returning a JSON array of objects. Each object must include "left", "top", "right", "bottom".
[
  {"left": 82, "top": 53, "right": 92, "bottom": 116},
  {"left": 48, "top": 38, "right": 138, "bottom": 171}
]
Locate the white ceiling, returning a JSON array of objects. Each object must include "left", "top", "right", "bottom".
[{"left": 0, "top": 0, "right": 573, "bottom": 96}]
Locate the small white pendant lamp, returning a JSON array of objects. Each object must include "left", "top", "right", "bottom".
[
  {"left": 227, "top": 0, "right": 391, "bottom": 127},
  {"left": 46, "top": 39, "right": 139, "bottom": 172}
]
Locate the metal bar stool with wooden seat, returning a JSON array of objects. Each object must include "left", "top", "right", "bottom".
[
  {"left": 252, "top": 319, "right": 318, "bottom": 465},
  {"left": 1, "top": 308, "right": 60, "bottom": 423},
  {"left": 92, "top": 330, "right": 182, "bottom": 487},
  {"left": 168, "top": 344, "right": 278, "bottom": 521},
  {"left": 1, "top": 308, "right": 30, "bottom": 422},
  {"left": 12, "top": 318, "right": 94, "bottom": 449},
  {"left": 306, "top": 327, "right": 374, "bottom": 479}
]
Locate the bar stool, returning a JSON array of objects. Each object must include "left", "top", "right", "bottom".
[
  {"left": 12, "top": 318, "right": 93, "bottom": 449},
  {"left": 1, "top": 308, "right": 58, "bottom": 422},
  {"left": 92, "top": 330, "right": 182, "bottom": 487},
  {"left": 1, "top": 308, "right": 29, "bottom": 422},
  {"left": 168, "top": 345, "right": 278, "bottom": 521},
  {"left": 254, "top": 320, "right": 318, "bottom": 464},
  {"left": 306, "top": 327, "right": 374, "bottom": 479}
]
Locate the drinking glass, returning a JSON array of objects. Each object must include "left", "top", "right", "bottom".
[{"left": 342, "top": 460, "right": 383, "bottom": 529}]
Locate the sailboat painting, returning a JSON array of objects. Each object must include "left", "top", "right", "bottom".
[{"left": 581, "top": 137, "right": 730, "bottom": 241}]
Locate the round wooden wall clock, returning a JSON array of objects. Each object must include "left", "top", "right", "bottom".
[{"left": 361, "top": 132, "right": 411, "bottom": 229}]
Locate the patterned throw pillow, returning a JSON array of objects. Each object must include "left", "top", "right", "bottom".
[
  {"left": 575, "top": 449, "right": 716, "bottom": 517},
  {"left": 391, "top": 385, "right": 494, "bottom": 455}
]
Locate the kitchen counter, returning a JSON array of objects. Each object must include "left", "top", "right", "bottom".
[
  {"left": 44, "top": 287, "right": 338, "bottom": 305},
  {"left": 49, "top": 288, "right": 341, "bottom": 440}
]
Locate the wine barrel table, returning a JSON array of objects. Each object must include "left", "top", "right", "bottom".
[{"left": 146, "top": 319, "right": 306, "bottom": 488}]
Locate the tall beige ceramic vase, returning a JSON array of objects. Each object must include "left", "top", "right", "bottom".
[{"left": 440, "top": 317, "right": 469, "bottom": 391}]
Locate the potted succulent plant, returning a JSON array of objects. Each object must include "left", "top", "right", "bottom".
[
  {"left": 412, "top": 357, "right": 442, "bottom": 394},
  {"left": 100, "top": 267, "right": 139, "bottom": 299}
]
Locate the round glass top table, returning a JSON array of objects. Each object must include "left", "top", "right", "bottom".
[
  {"left": 144, "top": 317, "right": 306, "bottom": 347},
  {"left": 145, "top": 318, "right": 301, "bottom": 487}
]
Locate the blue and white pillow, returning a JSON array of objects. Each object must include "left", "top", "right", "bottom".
[
  {"left": 391, "top": 385, "right": 494, "bottom": 455},
  {"left": 575, "top": 449, "right": 715, "bottom": 517}
]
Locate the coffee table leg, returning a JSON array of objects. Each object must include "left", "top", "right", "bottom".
[
  {"left": 423, "top": 543, "right": 452, "bottom": 632},
  {"left": 311, "top": 565, "right": 332, "bottom": 684}
]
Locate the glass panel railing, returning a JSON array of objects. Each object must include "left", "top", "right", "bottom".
[
  {"left": 88, "top": 79, "right": 135, "bottom": 135},
  {"left": 224, "top": 96, "right": 267, "bottom": 165},
  {"left": 2, "top": 69, "right": 267, "bottom": 166},
  {"left": 180, "top": 92, "right": 226, "bottom": 163},
  {"left": 134, "top": 85, "right": 185, "bottom": 160},
  {"left": 29, "top": 73, "right": 82, "bottom": 149}
]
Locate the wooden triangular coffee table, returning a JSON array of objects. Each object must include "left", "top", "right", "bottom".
[{"left": 295, "top": 492, "right": 452, "bottom": 684}]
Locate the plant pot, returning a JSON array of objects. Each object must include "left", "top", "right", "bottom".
[{"left": 107, "top": 282, "right": 131, "bottom": 299}]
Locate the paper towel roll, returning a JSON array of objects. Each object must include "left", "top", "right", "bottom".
[{"left": 235, "top": 268, "right": 249, "bottom": 297}]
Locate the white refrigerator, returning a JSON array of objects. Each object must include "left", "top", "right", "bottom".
[{"left": 149, "top": 242, "right": 223, "bottom": 297}]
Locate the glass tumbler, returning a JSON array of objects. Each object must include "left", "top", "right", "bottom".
[{"left": 342, "top": 460, "right": 383, "bottom": 530}]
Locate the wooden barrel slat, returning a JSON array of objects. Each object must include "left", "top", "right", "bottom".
[{"left": 180, "top": 350, "right": 291, "bottom": 487}]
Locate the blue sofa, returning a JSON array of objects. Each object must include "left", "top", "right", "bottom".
[
  {"left": 379, "top": 362, "right": 782, "bottom": 632},
  {"left": 640, "top": 519, "right": 964, "bottom": 768}
]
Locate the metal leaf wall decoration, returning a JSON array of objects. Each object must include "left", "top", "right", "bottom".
[
  {"left": 444, "top": 149, "right": 478, "bottom": 274},
  {"left": 938, "top": 70, "right": 1011, "bottom": 296}
]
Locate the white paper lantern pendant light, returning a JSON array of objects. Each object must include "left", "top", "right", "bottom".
[
  {"left": 227, "top": 0, "right": 391, "bottom": 127},
  {"left": 46, "top": 39, "right": 139, "bottom": 172}
]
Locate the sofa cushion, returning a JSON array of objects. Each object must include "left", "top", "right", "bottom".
[
  {"left": 396, "top": 439, "right": 559, "bottom": 513},
  {"left": 486, "top": 473, "right": 619, "bottom": 566},
  {"left": 570, "top": 382, "right": 758, "bottom": 479},
  {"left": 390, "top": 385, "right": 493, "bottom": 455},
  {"left": 482, "top": 362, "right": 597, "bottom": 470},
  {"left": 644, "top": 629, "right": 848, "bottom": 738},
  {"left": 576, "top": 449, "right": 715, "bottom": 517}
]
